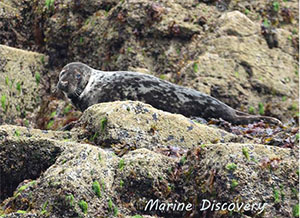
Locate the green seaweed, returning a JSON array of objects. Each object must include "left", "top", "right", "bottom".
[
  {"left": 290, "top": 102, "right": 298, "bottom": 111},
  {"left": 65, "top": 194, "right": 74, "bottom": 206},
  {"left": 35, "top": 72, "right": 41, "bottom": 86},
  {"left": 5, "top": 76, "right": 9, "bottom": 86},
  {"left": 108, "top": 199, "right": 113, "bottom": 211},
  {"left": 263, "top": 18, "right": 270, "bottom": 27},
  {"left": 79, "top": 37, "right": 84, "bottom": 44},
  {"left": 248, "top": 106, "right": 255, "bottom": 114},
  {"left": 193, "top": 62, "right": 199, "bottom": 73},
  {"left": 16, "top": 180, "right": 36, "bottom": 194},
  {"left": 273, "top": 188, "right": 280, "bottom": 203},
  {"left": 231, "top": 179, "right": 238, "bottom": 189},
  {"left": 102, "top": 180, "right": 106, "bottom": 191},
  {"left": 50, "top": 111, "right": 56, "bottom": 118},
  {"left": 159, "top": 74, "right": 166, "bottom": 80},
  {"left": 78, "top": 200, "right": 88, "bottom": 214},
  {"left": 16, "top": 82, "right": 21, "bottom": 93},
  {"left": 90, "top": 132, "right": 99, "bottom": 142},
  {"left": 273, "top": 1, "right": 279, "bottom": 12},
  {"left": 100, "top": 117, "right": 108, "bottom": 132},
  {"left": 127, "top": 47, "right": 133, "bottom": 53},
  {"left": 14, "top": 130, "right": 20, "bottom": 137},
  {"left": 282, "top": 96, "right": 287, "bottom": 101},
  {"left": 98, "top": 152, "right": 102, "bottom": 161},
  {"left": 16, "top": 210, "right": 27, "bottom": 214},
  {"left": 42, "top": 201, "right": 48, "bottom": 211},
  {"left": 41, "top": 210, "right": 47, "bottom": 215},
  {"left": 45, "top": 0, "right": 55, "bottom": 10},
  {"left": 293, "top": 204, "right": 299, "bottom": 217},
  {"left": 16, "top": 105, "right": 20, "bottom": 112},
  {"left": 63, "top": 104, "right": 72, "bottom": 114},
  {"left": 113, "top": 206, "right": 118, "bottom": 216},
  {"left": 120, "top": 180, "right": 124, "bottom": 188},
  {"left": 180, "top": 156, "right": 187, "bottom": 165},
  {"left": 92, "top": 181, "right": 101, "bottom": 198},
  {"left": 1, "top": 95, "right": 6, "bottom": 112},
  {"left": 119, "top": 159, "right": 125, "bottom": 170},
  {"left": 225, "top": 163, "right": 237, "bottom": 171},
  {"left": 242, "top": 147, "right": 249, "bottom": 160},
  {"left": 47, "top": 120, "right": 54, "bottom": 129},
  {"left": 40, "top": 56, "right": 45, "bottom": 64},
  {"left": 258, "top": 103, "right": 264, "bottom": 115},
  {"left": 24, "top": 119, "right": 29, "bottom": 127}
]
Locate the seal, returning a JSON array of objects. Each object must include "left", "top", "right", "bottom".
[{"left": 57, "top": 62, "right": 281, "bottom": 125}]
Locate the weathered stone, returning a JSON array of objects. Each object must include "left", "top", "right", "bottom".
[
  {"left": 0, "top": 133, "right": 119, "bottom": 217},
  {"left": 113, "top": 148, "right": 177, "bottom": 214},
  {"left": 175, "top": 143, "right": 299, "bottom": 217},
  {"left": 0, "top": 45, "right": 48, "bottom": 126},
  {"left": 0, "top": 2, "right": 19, "bottom": 47},
  {"left": 180, "top": 11, "right": 299, "bottom": 121},
  {"left": 73, "top": 101, "right": 243, "bottom": 152},
  {"left": 0, "top": 134, "right": 62, "bottom": 202},
  {"left": 0, "top": 123, "right": 298, "bottom": 217},
  {"left": 0, "top": 2, "right": 17, "bottom": 18}
]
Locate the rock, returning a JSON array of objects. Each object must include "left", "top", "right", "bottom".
[
  {"left": 0, "top": 45, "right": 48, "bottom": 126},
  {"left": 175, "top": 143, "right": 299, "bottom": 217},
  {"left": 0, "top": 124, "right": 298, "bottom": 217},
  {"left": 217, "top": 11, "right": 259, "bottom": 36},
  {"left": 0, "top": 132, "right": 119, "bottom": 217},
  {"left": 1, "top": 0, "right": 297, "bottom": 121},
  {"left": 113, "top": 148, "right": 177, "bottom": 213},
  {"left": 73, "top": 101, "right": 243, "bottom": 154},
  {"left": 0, "top": 124, "right": 77, "bottom": 141},
  {"left": 180, "top": 11, "right": 299, "bottom": 121},
  {"left": 0, "top": 124, "right": 171, "bottom": 217},
  {"left": 0, "top": 2, "right": 19, "bottom": 47},
  {"left": 67, "top": 0, "right": 205, "bottom": 71},
  {"left": 0, "top": 134, "right": 62, "bottom": 203}
]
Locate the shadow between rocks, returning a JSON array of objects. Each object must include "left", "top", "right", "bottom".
[{"left": 0, "top": 137, "right": 61, "bottom": 202}]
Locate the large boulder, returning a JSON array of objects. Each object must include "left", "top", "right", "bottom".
[
  {"left": 175, "top": 143, "right": 299, "bottom": 217},
  {"left": 180, "top": 11, "right": 298, "bottom": 121},
  {"left": 72, "top": 101, "right": 244, "bottom": 154},
  {"left": 0, "top": 45, "right": 48, "bottom": 126},
  {"left": 0, "top": 123, "right": 298, "bottom": 217}
]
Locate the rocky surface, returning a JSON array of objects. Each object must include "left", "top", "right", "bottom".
[
  {"left": 72, "top": 101, "right": 244, "bottom": 155},
  {"left": 0, "top": 105, "right": 298, "bottom": 217},
  {"left": 0, "top": 45, "right": 47, "bottom": 126},
  {"left": 0, "top": 0, "right": 299, "bottom": 217},
  {"left": 0, "top": 0, "right": 298, "bottom": 123}
]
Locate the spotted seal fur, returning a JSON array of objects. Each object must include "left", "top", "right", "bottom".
[{"left": 57, "top": 62, "right": 281, "bottom": 125}]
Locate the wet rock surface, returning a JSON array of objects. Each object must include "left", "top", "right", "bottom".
[{"left": 0, "top": 0, "right": 299, "bottom": 217}]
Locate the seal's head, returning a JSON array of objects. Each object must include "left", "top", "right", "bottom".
[{"left": 57, "top": 62, "right": 91, "bottom": 99}]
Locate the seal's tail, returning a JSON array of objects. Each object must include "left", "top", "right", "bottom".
[{"left": 233, "top": 110, "right": 282, "bottom": 125}]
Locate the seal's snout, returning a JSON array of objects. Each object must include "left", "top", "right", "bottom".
[
  {"left": 58, "top": 80, "right": 69, "bottom": 91},
  {"left": 60, "top": 80, "right": 69, "bottom": 86}
]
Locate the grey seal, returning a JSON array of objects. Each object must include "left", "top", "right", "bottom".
[{"left": 57, "top": 62, "right": 281, "bottom": 125}]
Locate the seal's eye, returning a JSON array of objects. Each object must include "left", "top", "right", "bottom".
[{"left": 76, "top": 74, "right": 81, "bottom": 79}]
